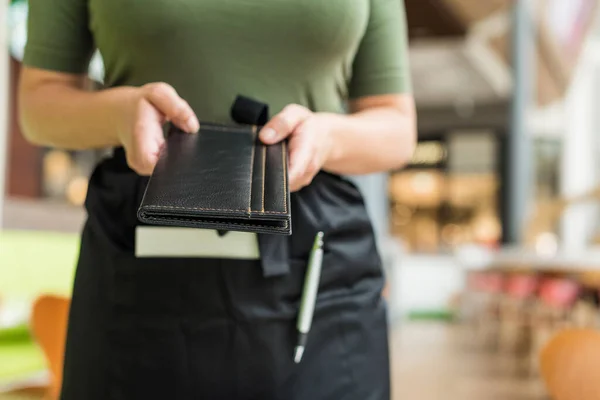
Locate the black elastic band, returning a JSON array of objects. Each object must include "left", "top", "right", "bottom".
[{"left": 231, "top": 95, "right": 269, "bottom": 127}]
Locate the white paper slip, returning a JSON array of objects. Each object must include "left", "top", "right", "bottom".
[{"left": 135, "top": 226, "right": 260, "bottom": 259}]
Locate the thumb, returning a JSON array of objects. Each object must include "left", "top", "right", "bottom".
[{"left": 259, "top": 104, "right": 311, "bottom": 144}]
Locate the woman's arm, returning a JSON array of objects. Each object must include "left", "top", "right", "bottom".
[
  {"left": 325, "top": 93, "right": 416, "bottom": 175},
  {"left": 259, "top": 93, "right": 417, "bottom": 191},
  {"left": 19, "top": 67, "right": 133, "bottom": 149},
  {"left": 18, "top": 67, "right": 199, "bottom": 175}
]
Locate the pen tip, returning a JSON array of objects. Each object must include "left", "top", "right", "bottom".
[{"left": 294, "top": 346, "right": 304, "bottom": 363}]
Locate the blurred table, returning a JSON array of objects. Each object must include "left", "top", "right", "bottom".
[
  {"left": 498, "top": 249, "right": 600, "bottom": 292},
  {"left": 2, "top": 197, "right": 85, "bottom": 233},
  {"left": 488, "top": 248, "right": 600, "bottom": 272}
]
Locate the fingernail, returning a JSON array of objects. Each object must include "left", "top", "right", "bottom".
[
  {"left": 186, "top": 116, "right": 200, "bottom": 133},
  {"left": 261, "top": 128, "right": 277, "bottom": 142}
]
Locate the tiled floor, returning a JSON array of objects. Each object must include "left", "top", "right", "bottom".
[{"left": 391, "top": 323, "right": 548, "bottom": 400}]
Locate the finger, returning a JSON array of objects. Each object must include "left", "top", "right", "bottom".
[
  {"left": 128, "top": 123, "right": 165, "bottom": 176},
  {"left": 289, "top": 160, "right": 319, "bottom": 191},
  {"left": 260, "top": 104, "right": 311, "bottom": 144},
  {"left": 290, "top": 170, "right": 314, "bottom": 192},
  {"left": 288, "top": 135, "right": 315, "bottom": 191},
  {"left": 142, "top": 82, "right": 199, "bottom": 133}
]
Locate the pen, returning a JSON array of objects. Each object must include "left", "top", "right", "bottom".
[{"left": 294, "top": 231, "right": 325, "bottom": 363}]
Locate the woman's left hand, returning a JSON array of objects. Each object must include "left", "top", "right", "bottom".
[{"left": 259, "top": 104, "right": 334, "bottom": 192}]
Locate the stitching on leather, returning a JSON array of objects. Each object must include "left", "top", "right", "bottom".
[
  {"left": 144, "top": 205, "right": 246, "bottom": 212},
  {"left": 143, "top": 205, "right": 287, "bottom": 214},
  {"left": 248, "top": 126, "right": 257, "bottom": 213},
  {"left": 282, "top": 141, "right": 288, "bottom": 213},
  {"left": 261, "top": 144, "right": 266, "bottom": 213},
  {"left": 143, "top": 215, "right": 288, "bottom": 230}
]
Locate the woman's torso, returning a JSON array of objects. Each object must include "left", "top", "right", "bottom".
[{"left": 83, "top": 0, "right": 384, "bottom": 266}]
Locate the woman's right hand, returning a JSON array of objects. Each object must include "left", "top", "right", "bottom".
[{"left": 117, "top": 82, "right": 199, "bottom": 176}]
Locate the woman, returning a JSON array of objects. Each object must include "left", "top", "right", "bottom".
[{"left": 19, "top": 0, "right": 416, "bottom": 399}]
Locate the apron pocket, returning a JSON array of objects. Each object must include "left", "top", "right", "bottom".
[
  {"left": 106, "top": 318, "right": 189, "bottom": 400},
  {"left": 109, "top": 253, "right": 186, "bottom": 316}
]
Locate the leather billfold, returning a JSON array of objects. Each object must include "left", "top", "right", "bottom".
[{"left": 137, "top": 123, "right": 291, "bottom": 235}]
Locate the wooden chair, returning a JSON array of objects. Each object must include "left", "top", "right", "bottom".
[
  {"left": 539, "top": 329, "right": 600, "bottom": 400},
  {"left": 30, "top": 295, "right": 71, "bottom": 400}
]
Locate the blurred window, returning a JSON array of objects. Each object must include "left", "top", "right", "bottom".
[{"left": 389, "top": 131, "right": 502, "bottom": 253}]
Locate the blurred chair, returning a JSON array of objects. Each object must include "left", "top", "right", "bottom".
[
  {"left": 498, "top": 273, "right": 539, "bottom": 356},
  {"left": 529, "top": 278, "right": 580, "bottom": 376},
  {"left": 466, "top": 271, "right": 505, "bottom": 349},
  {"left": 30, "top": 294, "right": 70, "bottom": 400},
  {"left": 540, "top": 329, "right": 600, "bottom": 400}
]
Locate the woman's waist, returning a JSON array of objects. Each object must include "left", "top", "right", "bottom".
[{"left": 85, "top": 150, "right": 379, "bottom": 263}]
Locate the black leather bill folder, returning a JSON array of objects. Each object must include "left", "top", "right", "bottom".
[{"left": 137, "top": 123, "right": 292, "bottom": 235}]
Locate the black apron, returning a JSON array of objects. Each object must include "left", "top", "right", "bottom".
[{"left": 59, "top": 98, "right": 391, "bottom": 400}]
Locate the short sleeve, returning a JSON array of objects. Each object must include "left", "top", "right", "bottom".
[
  {"left": 23, "top": 0, "right": 94, "bottom": 74},
  {"left": 348, "top": 0, "right": 412, "bottom": 99}
]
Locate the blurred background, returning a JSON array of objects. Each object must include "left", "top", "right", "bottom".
[{"left": 2, "top": 0, "right": 600, "bottom": 399}]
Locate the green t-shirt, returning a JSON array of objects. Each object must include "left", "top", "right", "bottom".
[{"left": 24, "top": 0, "right": 411, "bottom": 121}]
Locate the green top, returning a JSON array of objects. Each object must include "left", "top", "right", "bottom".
[{"left": 24, "top": 0, "right": 411, "bottom": 120}]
